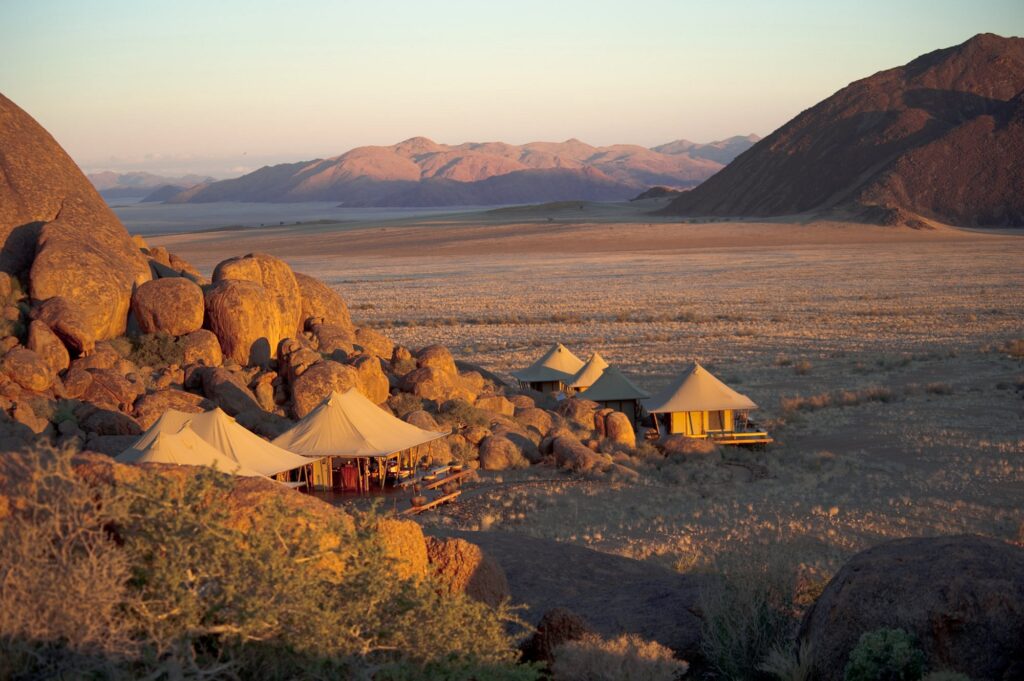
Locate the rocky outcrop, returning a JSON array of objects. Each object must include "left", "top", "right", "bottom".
[
  {"left": 799, "top": 535, "right": 1024, "bottom": 681},
  {"left": 130, "top": 277, "right": 204, "bottom": 336},
  {"left": 425, "top": 536, "right": 510, "bottom": 608},
  {"left": 553, "top": 435, "right": 604, "bottom": 473},
  {"left": 203, "top": 279, "right": 282, "bottom": 366},
  {"left": 0, "top": 94, "right": 151, "bottom": 344},
  {"left": 295, "top": 272, "right": 353, "bottom": 331},
  {"left": 354, "top": 327, "right": 393, "bottom": 359}
]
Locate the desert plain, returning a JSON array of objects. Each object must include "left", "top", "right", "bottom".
[{"left": 148, "top": 199, "right": 1024, "bottom": 581}]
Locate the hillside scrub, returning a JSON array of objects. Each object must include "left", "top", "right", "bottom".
[{"left": 0, "top": 446, "right": 535, "bottom": 680}]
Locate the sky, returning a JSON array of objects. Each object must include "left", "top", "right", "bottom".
[{"left": 1, "top": 0, "right": 1022, "bottom": 177}]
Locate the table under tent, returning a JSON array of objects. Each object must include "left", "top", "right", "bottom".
[
  {"left": 119, "top": 407, "right": 320, "bottom": 484},
  {"left": 511, "top": 342, "right": 584, "bottom": 393},
  {"left": 564, "top": 352, "right": 609, "bottom": 395},
  {"left": 577, "top": 365, "right": 651, "bottom": 427},
  {"left": 273, "top": 388, "right": 450, "bottom": 493},
  {"left": 643, "top": 362, "right": 772, "bottom": 445}
]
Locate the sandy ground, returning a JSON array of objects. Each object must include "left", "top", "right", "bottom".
[{"left": 150, "top": 200, "right": 1024, "bottom": 579}]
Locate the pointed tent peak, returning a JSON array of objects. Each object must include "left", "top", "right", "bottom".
[
  {"left": 566, "top": 351, "right": 611, "bottom": 389},
  {"left": 579, "top": 365, "right": 651, "bottom": 402},
  {"left": 274, "top": 387, "right": 447, "bottom": 459},
  {"left": 644, "top": 361, "right": 758, "bottom": 413},
  {"left": 511, "top": 342, "right": 586, "bottom": 383}
]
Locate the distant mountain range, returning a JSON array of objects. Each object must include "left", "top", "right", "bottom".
[
  {"left": 664, "top": 33, "right": 1024, "bottom": 227},
  {"left": 87, "top": 171, "right": 215, "bottom": 201},
  {"left": 159, "top": 135, "right": 759, "bottom": 207}
]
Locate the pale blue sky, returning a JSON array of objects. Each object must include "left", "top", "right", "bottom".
[{"left": 1, "top": 0, "right": 1021, "bottom": 176}]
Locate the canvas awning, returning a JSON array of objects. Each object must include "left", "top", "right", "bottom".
[
  {"left": 117, "top": 422, "right": 265, "bottom": 477},
  {"left": 122, "top": 408, "right": 317, "bottom": 476},
  {"left": 272, "top": 388, "right": 448, "bottom": 459},
  {"left": 578, "top": 366, "right": 650, "bottom": 402},
  {"left": 644, "top": 362, "right": 758, "bottom": 413},
  {"left": 565, "top": 352, "right": 609, "bottom": 389},
  {"left": 511, "top": 342, "right": 585, "bottom": 383}
]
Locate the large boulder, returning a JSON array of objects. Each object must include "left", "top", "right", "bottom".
[
  {"left": 26, "top": 320, "right": 69, "bottom": 375},
  {"left": 514, "top": 406, "right": 555, "bottom": 437},
  {"left": 475, "top": 395, "right": 515, "bottom": 418},
  {"left": 556, "top": 397, "right": 600, "bottom": 432},
  {"left": 82, "top": 368, "right": 142, "bottom": 412},
  {"left": 30, "top": 296, "right": 96, "bottom": 355},
  {"left": 199, "top": 367, "right": 261, "bottom": 417},
  {"left": 212, "top": 253, "right": 303, "bottom": 338},
  {"left": 799, "top": 535, "right": 1024, "bottom": 681},
  {"left": 354, "top": 327, "right": 393, "bottom": 359},
  {"left": 130, "top": 277, "right": 204, "bottom": 336},
  {"left": 553, "top": 435, "right": 604, "bottom": 473},
  {"left": 375, "top": 517, "right": 429, "bottom": 581},
  {"left": 180, "top": 329, "right": 222, "bottom": 367},
  {"left": 290, "top": 360, "right": 359, "bottom": 418},
  {"left": 603, "top": 412, "right": 636, "bottom": 448},
  {"left": 425, "top": 536, "right": 511, "bottom": 608},
  {"left": 203, "top": 279, "right": 282, "bottom": 366},
  {"left": 417, "top": 344, "right": 457, "bottom": 376},
  {"left": 0, "top": 94, "right": 151, "bottom": 342},
  {"left": 520, "top": 608, "right": 596, "bottom": 664},
  {"left": 478, "top": 435, "right": 528, "bottom": 471},
  {"left": 351, "top": 354, "right": 389, "bottom": 404},
  {"left": 133, "top": 389, "right": 208, "bottom": 429},
  {"left": 1, "top": 347, "right": 53, "bottom": 392},
  {"left": 295, "top": 272, "right": 353, "bottom": 331}
]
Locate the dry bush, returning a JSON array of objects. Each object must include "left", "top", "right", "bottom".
[
  {"left": 0, "top": 447, "right": 534, "bottom": 680},
  {"left": 1000, "top": 338, "right": 1024, "bottom": 358},
  {"left": 699, "top": 548, "right": 804, "bottom": 681},
  {"left": 550, "top": 632, "right": 688, "bottom": 681},
  {"left": 781, "top": 386, "right": 895, "bottom": 414},
  {"left": 758, "top": 640, "right": 814, "bottom": 681},
  {"left": 793, "top": 360, "right": 813, "bottom": 375},
  {"left": 925, "top": 382, "right": 954, "bottom": 395}
]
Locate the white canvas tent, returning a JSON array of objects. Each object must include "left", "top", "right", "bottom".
[
  {"left": 122, "top": 408, "right": 316, "bottom": 477},
  {"left": 117, "top": 422, "right": 265, "bottom": 477},
  {"left": 273, "top": 388, "right": 449, "bottom": 491},
  {"left": 565, "top": 352, "right": 609, "bottom": 392},
  {"left": 511, "top": 342, "right": 585, "bottom": 392}
]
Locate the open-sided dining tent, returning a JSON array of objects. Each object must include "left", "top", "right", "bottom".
[
  {"left": 272, "top": 388, "right": 449, "bottom": 492},
  {"left": 511, "top": 342, "right": 585, "bottom": 393},
  {"left": 121, "top": 408, "right": 317, "bottom": 479},
  {"left": 578, "top": 365, "right": 650, "bottom": 425},
  {"left": 117, "top": 422, "right": 265, "bottom": 477},
  {"left": 643, "top": 362, "right": 770, "bottom": 444},
  {"left": 565, "top": 352, "right": 609, "bottom": 394}
]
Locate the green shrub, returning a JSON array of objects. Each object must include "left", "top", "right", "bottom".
[
  {"left": 437, "top": 399, "right": 492, "bottom": 429},
  {"left": 699, "top": 550, "right": 799, "bottom": 681},
  {"left": 126, "top": 332, "right": 185, "bottom": 368},
  {"left": 389, "top": 391, "right": 426, "bottom": 418},
  {"left": 843, "top": 628, "right": 925, "bottom": 681},
  {"left": 0, "top": 445, "right": 534, "bottom": 679}
]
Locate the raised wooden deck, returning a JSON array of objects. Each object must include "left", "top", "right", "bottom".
[{"left": 705, "top": 429, "right": 773, "bottom": 445}]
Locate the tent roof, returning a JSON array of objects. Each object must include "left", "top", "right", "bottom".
[
  {"left": 511, "top": 343, "right": 585, "bottom": 383},
  {"left": 566, "top": 352, "right": 609, "bottom": 389},
  {"left": 644, "top": 362, "right": 758, "bottom": 413},
  {"left": 578, "top": 366, "right": 651, "bottom": 402},
  {"left": 117, "top": 423, "right": 265, "bottom": 477},
  {"left": 123, "top": 408, "right": 315, "bottom": 476},
  {"left": 273, "top": 388, "right": 448, "bottom": 459}
]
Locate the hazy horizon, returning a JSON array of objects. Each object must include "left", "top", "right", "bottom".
[{"left": 2, "top": 0, "right": 1021, "bottom": 177}]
